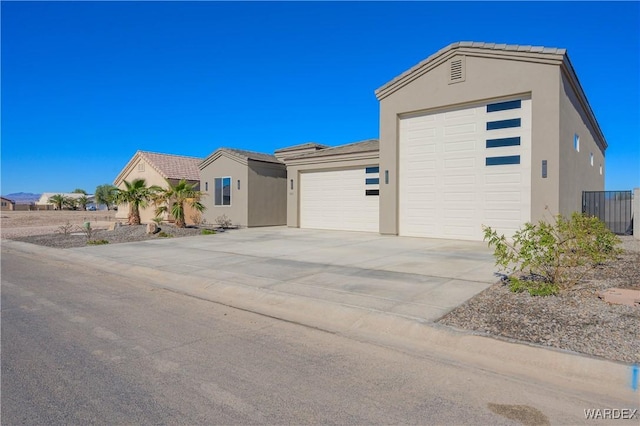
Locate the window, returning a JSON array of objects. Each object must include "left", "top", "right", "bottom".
[
  {"left": 214, "top": 177, "right": 231, "bottom": 206},
  {"left": 486, "top": 155, "right": 520, "bottom": 166},
  {"left": 365, "top": 166, "right": 379, "bottom": 174},
  {"left": 205, "top": 182, "right": 208, "bottom": 191},
  {"left": 486, "top": 118, "right": 521, "bottom": 130},
  {"left": 486, "top": 99, "right": 521, "bottom": 113},
  {"left": 574, "top": 134, "right": 580, "bottom": 152},
  {"left": 590, "top": 153, "right": 594, "bottom": 166},
  {"left": 365, "top": 178, "right": 379, "bottom": 185},
  {"left": 365, "top": 189, "right": 379, "bottom": 196},
  {"left": 486, "top": 137, "right": 521, "bottom": 148},
  {"left": 600, "top": 164, "right": 603, "bottom": 175},
  {"left": 542, "top": 160, "right": 548, "bottom": 178}
]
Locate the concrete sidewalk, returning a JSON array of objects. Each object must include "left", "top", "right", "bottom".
[
  {"left": 3, "top": 228, "right": 637, "bottom": 401},
  {"left": 70, "top": 226, "right": 498, "bottom": 322}
]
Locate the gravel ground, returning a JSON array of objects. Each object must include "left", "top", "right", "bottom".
[
  {"left": 439, "top": 237, "right": 640, "bottom": 364},
  {"left": 7, "top": 224, "right": 212, "bottom": 249}
]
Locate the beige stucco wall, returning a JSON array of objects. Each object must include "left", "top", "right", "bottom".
[
  {"left": 378, "top": 54, "right": 563, "bottom": 234},
  {"left": 115, "top": 157, "right": 171, "bottom": 224},
  {"left": 200, "top": 155, "right": 249, "bottom": 227},
  {"left": 558, "top": 71, "right": 605, "bottom": 216},
  {"left": 286, "top": 153, "right": 380, "bottom": 227},
  {"left": 247, "top": 161, "right": 287, "bottom": 226}
]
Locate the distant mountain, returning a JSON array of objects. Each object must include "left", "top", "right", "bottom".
[{"left": 3, "top": 192, "right": 41, "bottom": 204}]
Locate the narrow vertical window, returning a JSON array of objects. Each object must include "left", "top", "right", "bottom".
[
  {"left": 574, "top": 134, "right": 580, "bottom": 152},
  {"left": 599, "top": 164, "right": 603, "bottom": 175},
  {"left": 205, "top": 182, "right": 208, "bottom": 191},
  {"left": 237, "top": 179, "right": 241, "bottom": 190},
  {"left": 590, "top": 153, "right": 594, "bottom": 166},
  {"left": 214, "top": 177, "right": 231, "bottom": 206},
  {"left": 290, "top": 179, "right": 294, "bottom": 190}
]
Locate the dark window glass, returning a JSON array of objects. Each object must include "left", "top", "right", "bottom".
[
  {"left": 542, "top": 160, "right": 548, "bottom": 178},
  {"left": 486, "top": 155, "right": 521, "bottom": 166},
  {"left": 365, "top": 166, "right": 379, "bottom": 174},
  {"left": 214, "top": 177, "right": 231, "bottom": 205},
  {"left": 365, "top": 178, "right": 379, "bottom": 185},
  {"left": 486, "top": 137, "right": 521, "bottom": 148},
  {"left": 486, "top": 119, "right": 521, "bottom": 130},
  {"left": 486, "top": 99, "right": 521, "bottom": 112},
  {"left": 365, "top": 189, "right": 379, "bottom": 196}
]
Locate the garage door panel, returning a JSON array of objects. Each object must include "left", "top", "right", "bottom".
[
  {"left": 300, "top": 168, "right": 379, "bottom": 233},
  {"left": 399, "top": 98, "right": 531, "bottom": 240}
]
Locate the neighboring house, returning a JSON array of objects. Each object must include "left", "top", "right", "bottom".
[
  {"left": 372, "top": 41, "right": 605, "bottom": 241},
  {"left": 36, "top": 193, "right": 94, "bottom": 210},
  {"left": 1, "top": 197, "right": 15, "bottom": 211},
  {"left": 199, "top": 148, "right": 286, "bottom": 228},
  {"left": 285, "top": 139, "right": 380, "bottom": 233},
  {"left": 113, "top": 151, "right": 202, "bottom": 224}
]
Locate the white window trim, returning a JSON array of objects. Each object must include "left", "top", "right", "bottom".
[{"left": 214, "top": 176, "right": 232, "bottom": 207}]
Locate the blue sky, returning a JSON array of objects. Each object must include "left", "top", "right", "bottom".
[{"left": 2, "top": 1, "right": 639, "bottom": 195}]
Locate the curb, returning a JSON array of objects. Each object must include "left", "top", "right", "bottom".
[{"left": 3, "top": 239, "right": 637, "bottom": 401}]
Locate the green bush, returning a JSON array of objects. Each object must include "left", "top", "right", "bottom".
[
  {"left": 157, "top": 231, "right": 173, "bottom": 238},
  {"left": 87, "top": 239, "right": 109, "bottom": 245},
  {"left": 483, "top": 212, "right": 621, "bottom": 296},
  {"left": 201, "top": 229, "right": 216, "bottom": 235}
]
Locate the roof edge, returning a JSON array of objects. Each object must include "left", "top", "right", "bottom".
[{"left": 375, "top": 42, "right": 566, "bottom": 101}]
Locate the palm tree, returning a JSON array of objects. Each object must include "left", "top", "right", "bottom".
[
  {"left": 154, "top": 179, "right": 206, "bottom": 228},
  {"left": 76, "top": 195, "right": 89, "bottom": 211},
  {"left": 114, "top": 179, "right": 160, "bottom": 225},
  {"left": 49, "top": 194, "right": 66, "bottom": 210}
]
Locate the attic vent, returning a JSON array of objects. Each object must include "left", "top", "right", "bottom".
[
  {"left": 448, "top": 56, "right": 466, "bottom": 84},
  {"left": 138, "top": 162, "right": 145, "bottom": 172}
]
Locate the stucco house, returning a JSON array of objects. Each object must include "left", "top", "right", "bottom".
[
  {"left": 114, "top": 150, "right": 202, "bottom": 225},
  {"left": 36, "top": 193, "right": 94, "bottom": 210},
  {"left": 286, "top": 42, "right": 606, "bottom": 241},
  {"left": 199, "top": 148, "right": 287, "bottom": 228},
  {"left": 1, "top": 196, "right": 15, "bottom": 211}
]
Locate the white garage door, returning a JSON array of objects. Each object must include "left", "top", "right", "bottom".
[
  {"left": 300, "top": 167, "right": 379, "bottom": 232},
  {"left": 399, "top": 98, "right": 531, "bottom": 241}
]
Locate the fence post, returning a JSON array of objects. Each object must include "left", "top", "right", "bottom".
[{"left": 634, "top": 188, "right": 639, "bottom": 239}]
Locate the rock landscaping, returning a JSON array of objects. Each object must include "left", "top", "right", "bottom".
[{"left": 439, "top": 237, "right": 640, "bottom": 364}]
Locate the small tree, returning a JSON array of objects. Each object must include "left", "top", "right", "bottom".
[
  {"left": 483, "top": 212, "right": 621, "bottom": 296},
  {"left": 95, "top": 184, "right": 118, "bottom": 210},
  {"left": 63, "top": 197, "right": 77, "bottom": 210},
  {"left": 114, "top": 178, "right": 161, "bottom": 225},
  {"left": 72, "top": 188, "right": 87, "bottom": 194},
  {"left": 154, "top": 179, "right": 206, "bottom": 228}
]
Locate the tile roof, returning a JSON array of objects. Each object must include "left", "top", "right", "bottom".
[
  {"left": 287, "top": 139, "right": 379, "bottom": 160},
  {"left": 139, "top": 151, "right": 202, "bottom": 181},
  {"left": 218, "top": 148, "right": 283, "bottom": 164},
  {"left": 274, "top": 142, "right": 329, "bottom": 153}
]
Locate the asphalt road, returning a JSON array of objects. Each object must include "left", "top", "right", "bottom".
[{"left": 1, "top": 247, "right": 632, "bottom": 425}]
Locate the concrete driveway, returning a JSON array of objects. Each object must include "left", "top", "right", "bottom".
[{"left": 70, "top": 227, "right": 498, "bottom": 322}]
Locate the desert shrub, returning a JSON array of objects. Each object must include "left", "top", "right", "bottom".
[
  {"left": 483, "top": 212, "right": 621, "bottom": 296},
  {"left": 201, "top": 229, "right": 216, "bottom": 235},
  {"left": 152, "top": 216, "right": 163, "bottom": 225},
  {"left": 56, "top": 222, "right": 74, "bottom": 236},
  {"left": 157, "top": 231, "right": 173, "bottom": 238},
  {"left": 77, "top": 222, "right": 93, "bottom": 239},
  {"left": 215, "top": 214, "right": 232, "bottom": 229},
  {"left": 87, "top": 239, "right": 109, "bottom": 245}
]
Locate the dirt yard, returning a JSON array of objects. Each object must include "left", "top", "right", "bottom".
[{"left": 0, "top": 210, "right": 117, "bottom": 239}]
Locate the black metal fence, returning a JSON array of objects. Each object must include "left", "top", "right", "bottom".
[{"left": 582, "top": 190, "right": 633, "bottom": 235}]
